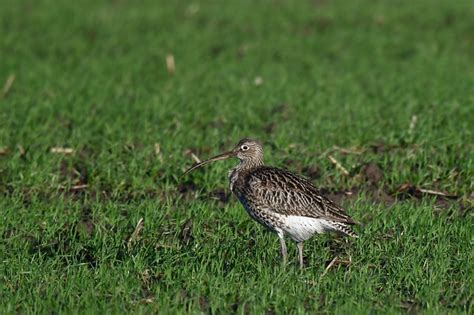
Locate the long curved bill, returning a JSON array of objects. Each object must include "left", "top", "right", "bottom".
[{"left": 183, "top": 151, "right": 235, "bottom": 176}]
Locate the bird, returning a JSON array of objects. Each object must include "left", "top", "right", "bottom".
[{"left": 183, "top": 138, "right": 359, "bottom": 269}]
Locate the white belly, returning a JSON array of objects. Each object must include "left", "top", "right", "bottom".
[{"left": 281, "top": 216, "right": 334, "bottom": 242}]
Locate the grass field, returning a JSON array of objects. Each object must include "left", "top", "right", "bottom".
[{"left": 1, "top": 0, "right": 473, "bottom": 313}]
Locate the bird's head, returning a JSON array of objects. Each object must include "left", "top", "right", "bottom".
[
  {"left": 183, "top": 138, "right": 264, "bottom": 176},
  {"left": 233, "top": 138, "right": 263, "bottom": 162}
]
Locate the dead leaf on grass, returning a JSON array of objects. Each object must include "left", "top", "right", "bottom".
[{"left": 51, "top": 147, "right": 75, "bottom": 154}]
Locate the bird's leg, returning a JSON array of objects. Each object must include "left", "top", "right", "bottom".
[
  {"left": 278, "top": 234, "right": 288, "bottom": 265},
  {"left": 297, "top": 242, "right": 304, "bottom": 270}
]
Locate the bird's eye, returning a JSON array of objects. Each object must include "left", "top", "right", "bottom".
[{"left": 241, "top": 145, "right": 249, "bottom": 151}]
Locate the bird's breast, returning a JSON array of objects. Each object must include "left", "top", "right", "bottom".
[
  {"left": 237, "top": 196, "right": 284, "bottom": 233},
  {"left": 228, "top": 168, "right": 238, "bottom": 193},
  {"left": 229, "top": 167, "right": 248, "bottom": 195}
]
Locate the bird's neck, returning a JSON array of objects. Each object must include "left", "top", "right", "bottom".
[
  {"left": 237, "top": 157, "right": 264, "bottom": 172},
  {"left": 229, "top": 158, "right": 264, "bottom": 193}
]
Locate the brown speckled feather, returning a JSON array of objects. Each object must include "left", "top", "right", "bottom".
[{"left": 233, "top": 166, "right": 357, "bottom": 225}]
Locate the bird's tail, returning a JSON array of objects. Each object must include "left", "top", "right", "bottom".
[{"left": 327, "top": 221, "right": 359, "bottom": 238}]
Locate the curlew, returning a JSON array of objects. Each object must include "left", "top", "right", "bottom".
[{"left": 183, "top": 138, "right": 359, "bottom": 269}]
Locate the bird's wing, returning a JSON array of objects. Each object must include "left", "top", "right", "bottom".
[{"left": 245, "top": 166, "right": 357, "bottom": 224}]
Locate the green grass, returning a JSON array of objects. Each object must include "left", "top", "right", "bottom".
[{"left": 1, "top": 0, "right": 473, "bottom": 313}]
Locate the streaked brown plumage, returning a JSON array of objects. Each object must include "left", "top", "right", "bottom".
[{"left": 183, "top": 138, "right": 359, "bottom": 269}]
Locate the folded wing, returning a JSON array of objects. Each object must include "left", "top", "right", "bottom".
[{"left": 244, "top": 166, "right": 357, "bottom": 225}]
